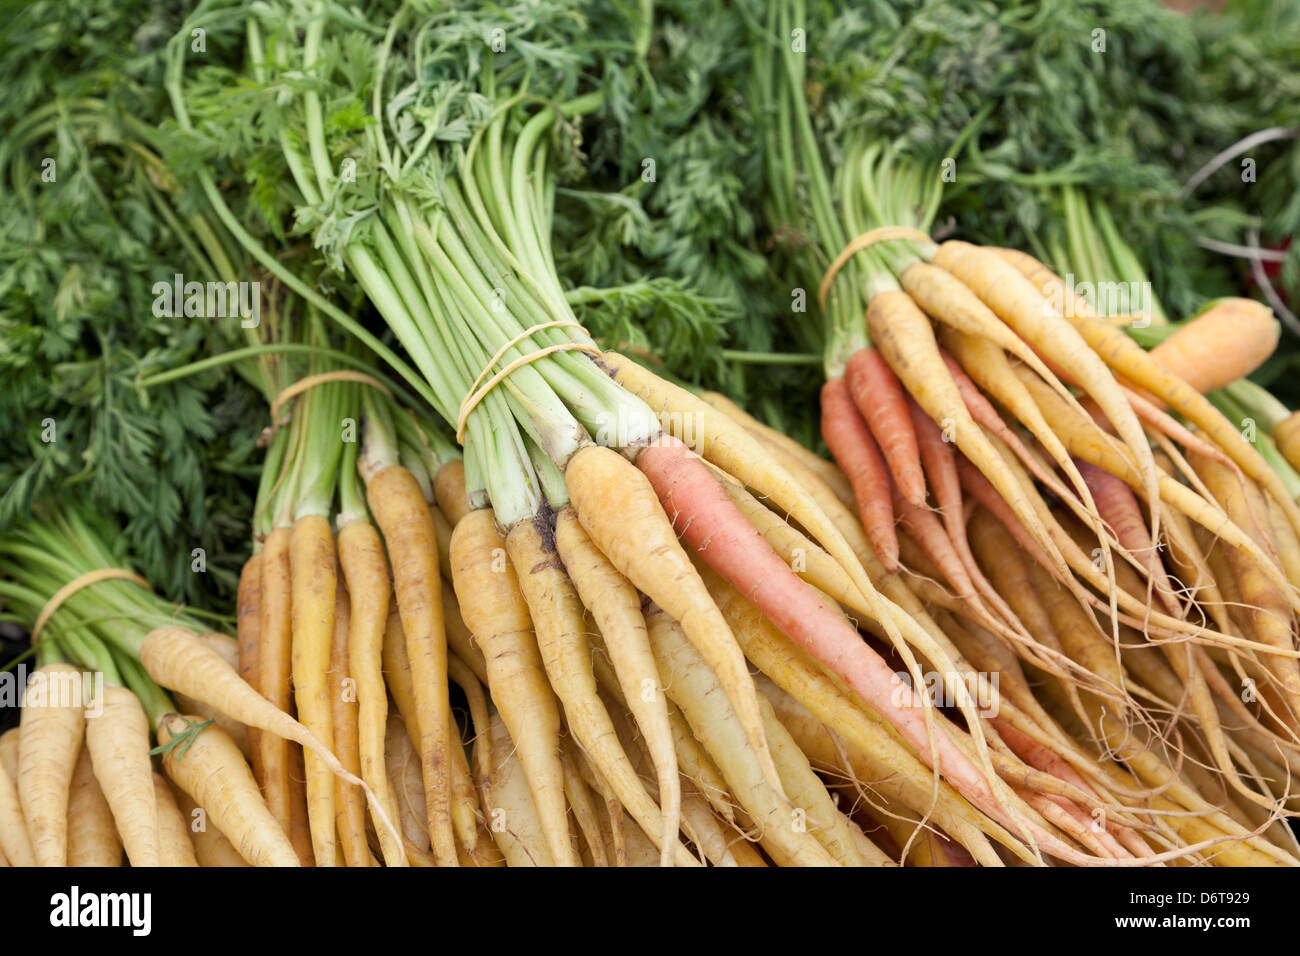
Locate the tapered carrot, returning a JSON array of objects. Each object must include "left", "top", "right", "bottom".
[
  {"left": 845, "top": 347, "right": 926, "bottom": 507},
  {"left": 820, "top": 377, "right": 900, "bottom": 570},
  {"left": 288, "top": 513, "right": 338, "bottom": 866},
  {"left": 337, "top": 516, "right": 403, "bottom": 866},
  {"left": 171, "top": 783, "right": 249, "bottom": 867},
  {"left": 450, "top": 508, "right": 577, "bottom": 866},
  {"left": 157, "top": 715, "right": 299, "bottom": 867},
  {"left": 509, "top": 518, "right": 695, "bottom": 867},
  {"left": 643, "top": 604, "right": 838, "bottom": 867},
  {"left": 553, "top": 505, "right": 682, "bottom": 867},
  {"left": 565, "top": 442, "right": 784, "bottom": 799},
  {"left": 1074, "top": 458, "right": 1181, "bottom": 617},
  {"left": 933, "top": 241, "right": 1162, "bottom": 540},
  {"left": 152, "top": 772, "right": 199, "bottom": 867},
  {"left": 479, "top": 713, "right": 556, "bottom": 867},
  {"left": 236, "top": 553, "right": 263, "bottom": 782},
  {"left": 256, "top": 526, "right": 307, "bottom": 861},
  {"left": 138, "top": 625, "right": 402, "bottom": 854},
  {"left": 66, "top": 746, "right": 121, "bottom": 867},
  {"left": 85, "top": 684, "right": 159, "bottom": 867},
  {"left": 1190, "top": 451, "right": 1300, "bottom": 727},
  {"left": 328, "top": 578, "right": 374, "bottom": 867},
  {"left": 363, "top": 464, "right": 456, "bottom": 866},
  {"left": 19, "top": 662, "right": 86, "bottom": 866}
]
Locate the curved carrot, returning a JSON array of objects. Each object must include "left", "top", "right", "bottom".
[
  {"left": 66, "top": 746, "right": 121, "bottom": 867},
  {"left": 337, "top": 517, "right": 403, "bottom": 866},
  {"left": 820, "top": 377, "right": 899, "bottom": 571},
  {"left": 158, "top": 716, "right": 298, "bottom": 867}
]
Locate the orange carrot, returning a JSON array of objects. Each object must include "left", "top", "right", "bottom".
[
  {"left": 327, "top": 578, "right": 374, "bottom": 867},
  {"left": 820, "top": 377, "right": 900, "bottom": 571},
  {"left": 1149, "top": 299, "right": 1278, "bottom": 396},
  {"left": 845, "top": 347, "right": 926, "bottom": 507}
]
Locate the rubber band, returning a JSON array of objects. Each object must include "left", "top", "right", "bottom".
[
  {"left": 269, "top": 371, "right": 392, "bottom": 425},
  {"left": 455, "top": 320, "right": 599, "bottom": 443},
  {"left": 31, "top": 568, "right": 150, "bottom": 646},
  {"left": 818, "top": 226, "right": 934, "bottom": 313}
]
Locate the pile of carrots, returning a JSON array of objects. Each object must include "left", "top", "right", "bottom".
[{"left": 5, "top": 0, "right": 1300, "bottom": 868}]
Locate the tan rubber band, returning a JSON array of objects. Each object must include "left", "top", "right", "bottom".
[
  {"left": 269, "top": 371, "right": 392, "bottom": 424},
  {"left": 455, "top": 320, "right": 598, "bottom": 443},
  {"left": 818, "top": 226, "right": 934, "bottom": 313},
  {"left": 31, "top": 568, "right": 151, "bottom": 646}
]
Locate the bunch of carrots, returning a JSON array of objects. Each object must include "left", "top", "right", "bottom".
[{"left": 4, "top": 0, "right": 1300, "bottom": 868}]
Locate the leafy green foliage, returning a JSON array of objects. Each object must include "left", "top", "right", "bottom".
[{"left": 0, "top": 0, "right": 264, "bottom": 606}]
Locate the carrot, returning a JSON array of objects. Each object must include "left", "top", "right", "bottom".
[
  {"left": 866, "top": 288, "right": 1072, "bottom": 580},
  {"left": 1074, "top": 458, "right": 1182, "bottom": 618},
  {"left": 1275, "top": 412, "right": 1300, "bottom": 474},
  {"left": 1149, "top": 299, "right": 1279, "bottom": 396},
  {"left": 559, "top": 744, "right": 608, "bottom": 867},
  {"left": 152, "top": 772, "right": 199, "bottom": 867},
  {"left": 450, "top": 508, "right": 577, "bottom": 866},
  {"left": 157, "top": 715, "right": 298, "bottom": 867},
  {"left": 1013, "top": 364, "right": 1299, "bottom": 611},
  {"left": 997, "top": 245, "right": 1300, "bottom": 540},
  {"left": 18, "top": 662, "right": 86, "bottom": 866},
  {"left": 337, "top": 516, "right": 403, "bottom": 866},
  {"left": 564, "top": 441, "right": 784, "bottom": 799},
  {"left": 171, "top": 783, "right": 249, "bottom": 867},
  {"left": 364, "top": 464, "right": 457, "bottom": 866},
  {"left": 820, "top": 377, "right": 900, "bottom": 571},
  {"left": 553, "top": 505, "right": 683, "bottom": 866},
  {"left": 0, "top": 738, "right": 33, "bottom": 867},
  {"left": 327, "top": 578, "right": 374, "bottom": 867},
  {"left": 66, "top": 746, "right": 121, "bottom": 867},
  {"left": 845, "top": 347, "right": 926, "bottom": 507},
  {"left": 603, "top": 353, "right": 1011, "bottom": 810},
  {"left": 288, "top": 514, "right": 339, "bottom": 867},
  {"left": 480, "top": 712, "right": 556, "bottom": 867},
  {"left": 434, "top": 460, "right": 470, "bottom": 527},
  {"left": 932, "top": 241, "right": 1163, "bottom": 543},
  {"left": 84, "top": 684, "right": 159, "bottom": 866},
  {"left": 385, "top": 716, "right": 431, "bottom": 857},
  {"left": 643, "top": 604, "right": 838, "bottom": 867},
  {"left": 170, "top": 634, "right": 253, "bottom": 760},
  {"left": 1191, "top": 451, "right": 1300, "bottom": 727},
  {"left": 236, "top": 553, "right": 263, "bottom": 782},
  {"left": 138, "top": 625, "right": 401, "bottom": 853},
  {"left": 255, "top": 526, "right": 307, "bottom": 862}
]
